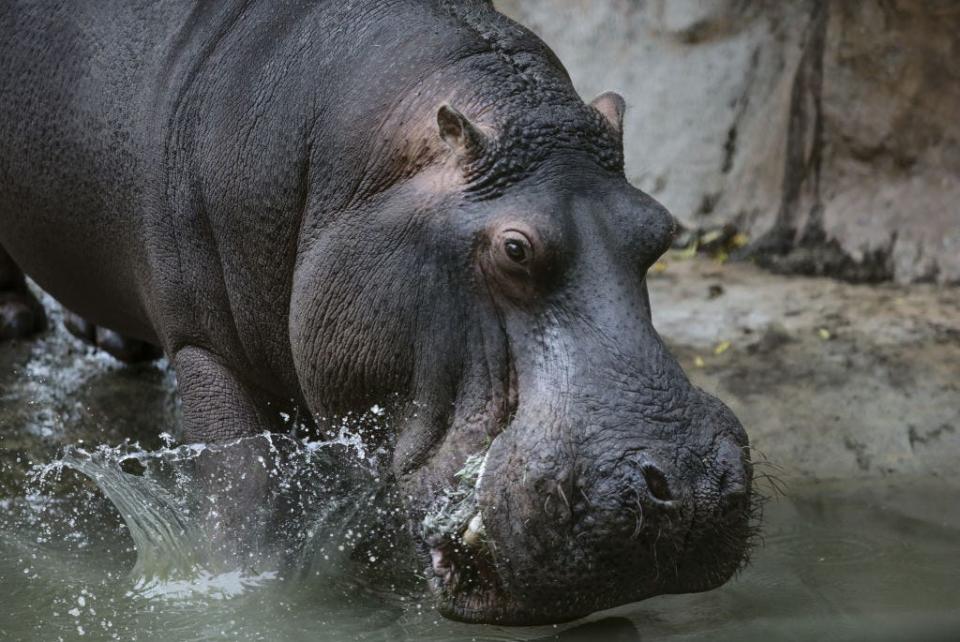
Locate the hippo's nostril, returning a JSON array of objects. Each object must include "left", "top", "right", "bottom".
[
  {"left": 718, "top": 469, "right": 749, "bottom": 517},
  {"left": 642, "top": 464, "right": 673, "bottom": 502}
]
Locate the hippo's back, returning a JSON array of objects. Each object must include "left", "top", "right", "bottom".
[
  {"left": 0, "top": 0, "right": 478, "bottom": 385},
  {"left": 0, "top": 0, "right": 339, "bottom": 347},
  {"left": 0, "top": 1, "right": 217, "bottom": 339}
]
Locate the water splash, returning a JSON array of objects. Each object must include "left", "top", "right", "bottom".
[
  {"left": 59, "top": 442, "right": 206, "bottom": 583},
  {"left": 28, "top": 424, "right": 414, "bottom": 603}
]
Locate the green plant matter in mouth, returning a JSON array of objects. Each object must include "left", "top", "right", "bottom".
[{"left": 421, "top": 452, "right": 487, "bottom": 544}]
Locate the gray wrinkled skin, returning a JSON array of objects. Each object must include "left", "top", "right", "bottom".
[{"left": 0, "top": 0, "right": 753, "bottom": 625}]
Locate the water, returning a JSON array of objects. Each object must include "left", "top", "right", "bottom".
[{"left": 1, "top": 433, "right": 958, "bottom": 641}]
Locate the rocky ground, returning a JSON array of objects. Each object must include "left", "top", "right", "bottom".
[
  {"left": 1, "top": 260, "right": 958, "bottom": 494},
  {"left": 648, "top": 254, "right": 960, "bottom": 483}
]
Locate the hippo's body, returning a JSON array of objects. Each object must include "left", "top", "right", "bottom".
[
  {"left": 2, "top": 0, "right": 458, "bottom": 427},
  {"left": 0, "top": 0, "right": 754, "bottom": 625}
]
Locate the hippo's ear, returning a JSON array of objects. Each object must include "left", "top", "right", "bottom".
[
  {"left": 437, "top": 104, "right": 487, "bottom": 161},
  {"left": 590, "top": 91, "right": 626, "bottom": 135}
]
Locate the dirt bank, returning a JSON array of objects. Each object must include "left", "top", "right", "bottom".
[{"left": 650, "top": 255, "right": 959, "bottom": 481}]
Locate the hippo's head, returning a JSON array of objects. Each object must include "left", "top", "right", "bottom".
[{"left": 289, "top": 9, "right": 754, "bottom": 626}]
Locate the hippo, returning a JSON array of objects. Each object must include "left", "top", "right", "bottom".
[{"left": 0, "top": 0, "right": 754, "bottom": 625}]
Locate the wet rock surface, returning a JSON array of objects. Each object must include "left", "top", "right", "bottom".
[{"left": 496, "top": 0, "right": 960, "bottom": 284}]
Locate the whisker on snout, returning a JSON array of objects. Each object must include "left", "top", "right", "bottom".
[
  {"left": 741, "top": 445, "right": 785, "bottom": 473},
  {"left": 753, "top": 471, "right": 788, "bottom": 498},
  {"left": 629, "top": 489, "right": 645, "bottom": 539}
]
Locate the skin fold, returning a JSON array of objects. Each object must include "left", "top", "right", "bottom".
[{"left": 0, "top": 0, "right": 754, "bottom": 624}]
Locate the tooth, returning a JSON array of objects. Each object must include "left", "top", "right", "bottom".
[
  {"left": 462, "top": 512, "right": 485, "bottom": 549},
  {"left": 431, "top": 549, "right": 446, "bottom": 575}
]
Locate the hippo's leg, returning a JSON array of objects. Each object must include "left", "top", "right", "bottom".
[
  {"left": 0, "top": 245, "right": 47, "bottom": 340},
  {"left": 172, "top": 346, "right": 281, "bottom": 442},
  {"left": 62, "top": 309, "right": 163, "bottom": 363},
  {"left": 173, "top": 346, "right": 282, "bottom": 556}
]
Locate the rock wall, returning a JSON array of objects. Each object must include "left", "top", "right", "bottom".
[{"left": 495, "top": 0, "right": 960, "bottom": 284}]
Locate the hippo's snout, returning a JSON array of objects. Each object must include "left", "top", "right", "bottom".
[
  {"left": 634, "top": 461, "right": 675, "bottom": 503},
  {"left": 425, "top": 391, "right": 754, "bottom": 625},
  {"left": 714, "top": 435, "right": 753, "bottom": 521}
]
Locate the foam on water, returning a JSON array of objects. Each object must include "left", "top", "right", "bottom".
[{"left": 134, "top": 568, "right": 280, "bottom": 601}]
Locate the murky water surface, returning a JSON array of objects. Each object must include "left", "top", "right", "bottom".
[
  {"left": 1, "top": 438, "right": 957, "bottom": 642},
  {"left": 1, "top": 315, "right": 959, "bottom": 642}
]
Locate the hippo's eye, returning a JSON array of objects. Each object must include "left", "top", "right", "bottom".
[
  {"left": 500, "top": 231, "right": 532, "bottom": 266},
  {"left": 504, "top": 239, "right": 527, "bottom": 263}
]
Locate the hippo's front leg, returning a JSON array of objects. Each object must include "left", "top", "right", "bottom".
[
  {"left": 172, "top": 346, "right": 281, "bottom": 559},
  {"left": 173, "top": 346, "right": 280, "bottom": 442}
]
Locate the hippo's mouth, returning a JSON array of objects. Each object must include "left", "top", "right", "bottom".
[
  {"left": 424, "top": 506, "right": 603, "bottom": 625},
  {"left": 419, "top": 451, "right": 526, "bottom": 623},
  {"left": 419, "top": 450, "right": 582, "bottom": 625},
  {"left": 426, "top": 519, "right": 517, "bottom": 623}
]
